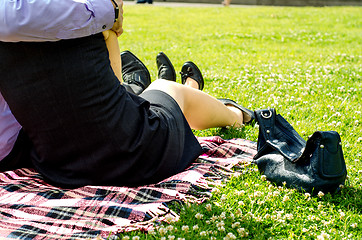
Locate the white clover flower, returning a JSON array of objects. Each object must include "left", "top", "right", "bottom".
[
  {"left": 220, "top": 194, "right": 227, "bottom": 201},
  {"left": 210, "top": 215, "right": 218, "bottom": 222},
  {"left": 254, "top": 191, "right": 262, "bottom": 198},
  {"left": 323, "top": 220, "right": 331, "bottom": 226},
  {"left": 216, "top": 221, "right": 225, "bottom": 228},
  {"left": 273, "top": 191, "right": 280, "bottom": 197},
  {"left": 235, "top": 208, "right": 242, "bottom": 217},
  {"left": 122, "top": 236, "right": 130, "bottom": 240},
  {"left": 264, "top": 213, "right": 271, "bottom": 219},
  {"left": 200, "top": 231, "right": 207, "bottom": 237},
  {"left": 160, "top": 237, "right": 166, "bottom": 240},
  {"left": 318, "top": 204, "right": 323, "bottom": 210},
  {"left": 237, "top": 228, "right": 248, "bottom": 237},
  {"left": 261, "top": 175, "right": 267, "bottom": 181},
  {"left": 192, "top": 225, "right": 199, "bottom": 231},
  {"left": 181, "top": 225, "right": 189, "bottom": 232},
  {"left": 205, "top": 204, "right": 212, "bottom": 211},
  {"left": 220, "top": 212, "right": 226, "bottom": 219},
  {"left": 224, "top": 232, "right": 237, "bottom": 240},
  {"left": 317, "top": 231, "right": 330, "bottom": 240},
  {"left": 168, "top": 236, "right": 175, "bottom": 240},
  {"left": 218, "top": 226, "right": 226, "bottom": 232},
  {"left": 159, "top": 227, "right": 168, "bottom": 235},
  {"left": 318, "top": 191, "right": 325, "bottom": 198},
  {"left": 351, "top": 223, "right": 357, "bottom": 228},
  {"left": 236, "top": 190, "right": 245, "bottom": 196},
  {"left": 357, "top": 137, "right": 362, "bottom": 143},
  {"left": 165, "top": 215, "right": 175, "bottom": 223},
  {"left": 282, "top": 195, "right": 290, "bottom": 202},
  {"left": 302, "top": 228, "right": 308, "bottom": 233},
  {"left": 148, "top": 229, "right": 156, "bottom": 235},
  {"left": 285, "top": 213, "right": 293, "bottom": 220},
  {"left": 195, "top": 213, "right": 203, "bottom": 219},
  {"left": 232, "top": 222, "right": 240, "bottom": 228},
  {"left": 166, "top": 225, "right": 174, "bottom": 231},
  {"left": 132, "top": 236, "right": 140, "bottom": 240},
  {"left": 339, "top": 211, "right": 346, "bottom": 218}
]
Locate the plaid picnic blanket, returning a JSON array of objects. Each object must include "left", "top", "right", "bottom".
[{"left": 0, "top": 137, "right": 257, "bottom": 239}]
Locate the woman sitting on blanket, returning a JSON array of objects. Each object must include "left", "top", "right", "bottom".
[{"left": 0, "top": 27, "right": 254, "bottom": 187}]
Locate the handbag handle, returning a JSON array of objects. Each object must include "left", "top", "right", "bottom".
[{"left": 254, "top": 108, "right": 306, "bottom": 163}]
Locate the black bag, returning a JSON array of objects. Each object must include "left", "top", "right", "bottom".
[{"left": 253, "top": 108, "right": 347, "bottom": 194}]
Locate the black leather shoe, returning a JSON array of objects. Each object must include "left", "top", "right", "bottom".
[
  {"left": 156, "top": 52, "right": 176, "bottom": 81},
  {"left": 121, "top": 50, "right": 151, "bottom": 92},
  {"left": 180, "top": 61, "right": 204, "bottom": 90},
  {"left": 218, "top": 98, "right": 255, "bottom": 125}
]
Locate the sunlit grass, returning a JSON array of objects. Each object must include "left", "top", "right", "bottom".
[{"left": 117, "top": 5, "right": 361, "bottom": 239}]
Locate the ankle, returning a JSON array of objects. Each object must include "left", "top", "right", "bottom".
[{"left": 227, "top": 105, "right": 244, "bottom": 127}]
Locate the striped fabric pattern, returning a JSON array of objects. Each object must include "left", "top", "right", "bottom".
[{"left": 0, "top": 137, "right": 257, "bottom": 239}]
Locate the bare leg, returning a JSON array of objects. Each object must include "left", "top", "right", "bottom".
[{"left": 145, "top": 79, "right": 244, "bottom": 130}]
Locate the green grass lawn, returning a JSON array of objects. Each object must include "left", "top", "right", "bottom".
[{"left": 117, "top": 5, "right": 361, "bottom": 239}]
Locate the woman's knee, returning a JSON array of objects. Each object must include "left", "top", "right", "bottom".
[{"left": 145, "top": 80, "right": 185, "bottom": 110}]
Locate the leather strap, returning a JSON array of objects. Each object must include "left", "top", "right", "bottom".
[{"left": 254, "top": 108, "right": 306, "bottom": 163}]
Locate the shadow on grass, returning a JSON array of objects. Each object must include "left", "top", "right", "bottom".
[
  {"left": 323, "top": 185, "right": 362, "bottom": 214},
  {"left": 195, "top": 125, "right": 258, "bottom": 142}
]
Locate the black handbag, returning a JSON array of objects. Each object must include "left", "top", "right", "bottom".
[{"left": 253, "top": 108, "right": 347, "bottom": 194}]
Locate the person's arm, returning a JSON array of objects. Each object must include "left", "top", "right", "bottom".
[
  {"left": 103, "top": 30, "right": 122, "bottom": 83},
  {"left": 0, "top": 0, "right": 122, "bottom": 42}
]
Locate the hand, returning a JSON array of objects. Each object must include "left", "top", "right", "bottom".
[{"left": 111, "top": 0, "right": 124, "bottom": 37}]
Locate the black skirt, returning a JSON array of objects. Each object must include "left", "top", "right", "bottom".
[{"left": 0, "top": 34, "right": 202, "bottom": 187}]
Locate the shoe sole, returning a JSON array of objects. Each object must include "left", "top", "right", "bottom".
[
  {"left": 157, "top": 52, "right": 176, "bottom": 82},
  {"left": 121, "top": 50, "right": 151, "bottom": 86}
]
